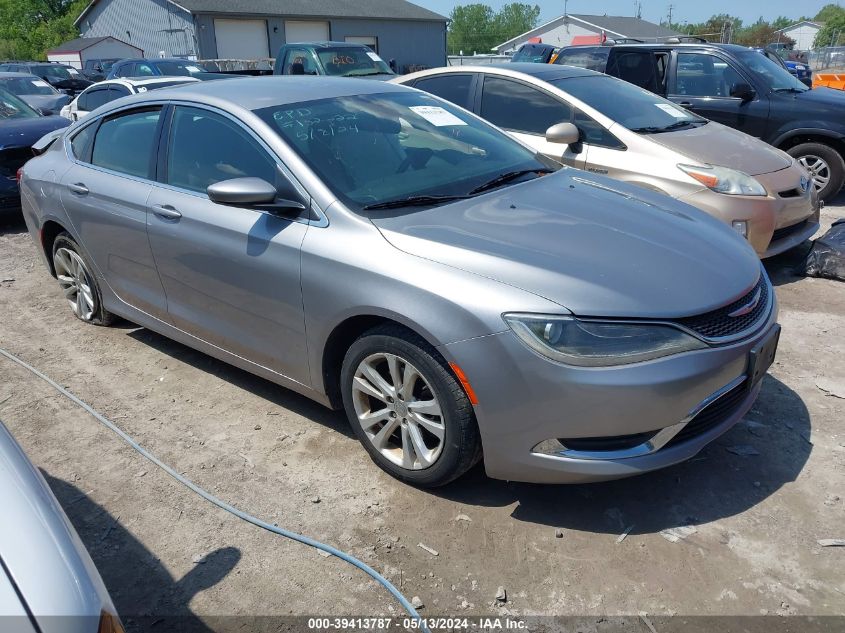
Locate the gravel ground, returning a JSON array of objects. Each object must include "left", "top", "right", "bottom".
[{"left": 0, "top": 199, "right": 843, "bottom": 631}]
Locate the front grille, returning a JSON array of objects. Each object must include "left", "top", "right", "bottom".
[
  {"left": 778, "top": 188, "right": 801, "bottom": 199},
  {"left": 0, "top": 196, "right": 20, "bottom": 210},
  {"left": 665, "top": 381, "right": 749, "bottom": 448},
  {"left": 559, "top": 431, "right": 655, "bottom": 452},
  {"left": 674, "top": 275, "right": 769, "bottom": 340},
  {"left": 772, "top": 220, "right": 808, "bottom": 242}
]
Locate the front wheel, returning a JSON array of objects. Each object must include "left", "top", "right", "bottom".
[
  {"left": 340, "top": 325, "right": 481, "bottom": 487},
  {"left": 787, "top": 142, "right": 845, "bottom": 202}
]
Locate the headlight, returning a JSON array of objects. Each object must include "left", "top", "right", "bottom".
[
  {"left": 678, "top": 164, "right": 767, "bottom": 196},
  {"left": 503, "top": 314, "right": 707, "bottom": 367}
]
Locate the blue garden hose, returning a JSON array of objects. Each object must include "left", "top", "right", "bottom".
[{"left": 0, "top": 346, "right": 429, "bottom": 632}]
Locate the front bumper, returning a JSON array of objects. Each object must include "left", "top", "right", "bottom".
[
  {"left": 443, "top": 297, "right": 778, "bottom": 484},
  {"left": 679, "top": 164, "right": 819, "bottom": 258}
]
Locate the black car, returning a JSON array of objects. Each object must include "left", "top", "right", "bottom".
[
  {"left": 0, "top": 62, "right": 93, "bottom": 97},
  {"left": 555, "top": 42, "right": 845, "bottom": 201},
  {"left": 82, "top": 58, "right": 120, "bottom": 82},
  {"left": 0, "top": 88, "right": 69, "bottom": 214}
]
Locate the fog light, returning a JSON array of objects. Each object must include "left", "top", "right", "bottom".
[{"left": 731, "top": 220, "right": 748, "bottom": 238}]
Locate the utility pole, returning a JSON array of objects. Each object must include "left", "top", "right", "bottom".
[
  {"left": 634, "top": 1, "right": 642, "bottom": 19},
  {"left": 667, "top": 4, "right": 674, "bottom": 27}
]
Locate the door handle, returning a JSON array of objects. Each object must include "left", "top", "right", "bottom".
[
  {"left": 678, "top": 102, "right": 695, "bottom": 108},
  {"left": 67, "top": 182, "right": 89, "bottom": 195},
  {"left": 151, "top": 204, "right": 182, "bottom": 220}
]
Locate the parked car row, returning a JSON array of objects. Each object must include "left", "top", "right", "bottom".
[
  {"left": 549, "top": 41, "right": 844, "bottom": 201},
  {"left": 395, "top": 63, "right": 819, "bottom": 257}
]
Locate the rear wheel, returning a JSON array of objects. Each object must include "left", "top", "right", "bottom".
[
  {"left": 52, "top": 233, "right": 115, "bottom": 326},
  {"left": 340, "top": 325, "right": 481, "bottom": 487},
  {"left": 787, "top": 142, "right": 845, "bottom": 202}
]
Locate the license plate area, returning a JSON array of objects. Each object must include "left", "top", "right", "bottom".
[{"left": 748, "top": 324, "right": 780, "bottom": 387}]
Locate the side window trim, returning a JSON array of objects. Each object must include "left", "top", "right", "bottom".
[
  {"left": 66, "top": 104, "right": 166, "bottom": 183},
  {"left": 156, "top": 102, "right": 314, "bottom": 219}
]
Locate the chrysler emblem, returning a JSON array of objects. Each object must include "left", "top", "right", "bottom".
[
  {"left": 728, "top": 288, "right": 762, "bottom": 318},
  {"left": 799, "top": 176, "right": 810, "bottom": 192}
]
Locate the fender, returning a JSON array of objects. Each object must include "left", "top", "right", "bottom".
[{"left": 769, "top": 126, "right": 845, "bottom": 149}]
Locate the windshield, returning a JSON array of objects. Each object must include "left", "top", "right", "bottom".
[
  {"left": 0, "top": 77, "right": 57, "bottom": 96},
  {"left": 315, "top": 48, "right": 393, "bottom": 77},
  {"left": 552, "top": 75, "right": 706, "bottom": 133},
  {"left": 0, "top": 88, "right": 39, "bottom": 119},
  {"left": 32, "top": 65, "right": 78, "bottom": 80},
  {"left": 733, "top": 49, "right": 808, "bottom": 92},
  {"left": 255, "top": 91, "right": 554, "bottom": 210},
  {"left": 155, "top": 61, "right": 210, "bottom": 76}
]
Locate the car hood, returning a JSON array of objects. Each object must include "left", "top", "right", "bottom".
[
  {"left": 19, "top": 94, "right": 70, "bottom": 114},
  {"left": 370, "top": 170, "right": 761, "bottom": 319},
  {"left": 790, "top": 85, "right": 845, "bottom": 107},
  {"left": 645, "top": 121, "right": 791, "bottom": 176},
  {"left": 0, "top": 115, "right": 69, "bottom": 150}
]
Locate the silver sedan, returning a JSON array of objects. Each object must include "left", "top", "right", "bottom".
[
  {"left": 20, "top": 77, "right": 779, "bottom": 486},
  {"left": 0, "top": 421, "right": 122, "bottom": 632}
]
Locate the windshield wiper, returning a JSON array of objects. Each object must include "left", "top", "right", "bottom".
[
  {"left": 631, "top": 120, "right": 705, "bottom": 134},
  {"left": 362, "top": 194, "right": 472, "bottom": 211},
  {"left": 774, "top": 87, "right": 805, "bottom": 93},
  {"left": 468, "top": 168, "right": 553, "bottom": 196}
]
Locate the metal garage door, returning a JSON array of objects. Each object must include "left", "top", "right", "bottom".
[
  {"left": 284, "top": 20, "right": 330, "bottom": 43},
  {"left": 214, "top": 19, "right": 270, "bottom": 59}
]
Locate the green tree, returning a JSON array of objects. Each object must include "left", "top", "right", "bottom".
[
  {"left": 447, "top": 4, "right": 496, "bottom": 55},
  {"left": 815, "top": 3, "right": 845, "bottom": 22},
  {"left": 494, "top": 3, "right": 541, "bottom": 41},
  {"left": 0, "top": 0, "right": 87, "bottom": 60},
  {"left": 814, "top": 15, "right": 845, "bottom": 47},
  {"left": 447, "top": 2, "right": 540, "bottom": 55}
]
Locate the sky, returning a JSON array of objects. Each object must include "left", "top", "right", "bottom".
[{"left": 414, "top": 0, "right": 833, "bottom": 26}]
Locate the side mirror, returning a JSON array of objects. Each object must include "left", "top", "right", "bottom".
[
  {"left": 729, "top": 82, "right": 755, "bottom": 101},
  {"left": 207, "top": 177, "right": 306, "bottom": 214},
  {"left": 545, "top": 122, "right": 581, "bottom": 145}
]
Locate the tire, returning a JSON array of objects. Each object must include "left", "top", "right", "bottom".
[
  {"left": 340, "top": 325, "right": 481, "bottom": 487},
  {"left": 52, "top": 232, "right": 116, "bottom": 326},
  {"left": 787, "top": 142, "right": 845, "bottom": 202}
]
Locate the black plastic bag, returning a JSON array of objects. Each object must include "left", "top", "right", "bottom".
[{"left": 805, "top": 219, "right": 845, "bottom": 281}]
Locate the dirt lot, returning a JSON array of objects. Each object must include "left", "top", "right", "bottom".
[{"left": 0, "top": 200, "right": 843, "bottom": 631}]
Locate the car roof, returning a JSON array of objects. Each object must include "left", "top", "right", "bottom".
[
  {"left": 131, "top": 75, "right": 408, "bottom": 109},
  {"left": 590, "top": 41, "right": 750, "bottom": 54},
  {"left": 283, "top": 41, "right": 368, "bottom": 49},
  {"left": 105, "top": 76, "right": 200, "bottom": 87},
  {"left": 0, "top": 72, "right": 36, "bottom": 78},
  {"left": 406, "top": 63, "right": 599, "bottom": 81}
]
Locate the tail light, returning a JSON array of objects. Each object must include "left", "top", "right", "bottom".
[{"left": 16, "top": 168, "right": 23, "bottom": 184}]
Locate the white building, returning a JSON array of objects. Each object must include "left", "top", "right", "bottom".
[
  {"left": 495, "top": 13, "right": 679, "bottom": 54},
  {"left": 775, "top": 21, "right": 823, "bottom": 50},
  {"left": 46, "top": 36, "right": 143, "bottom": 69}
]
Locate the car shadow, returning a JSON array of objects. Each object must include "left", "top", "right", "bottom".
[
  {"left": 0, "top": 214, "right": 27, "bottom": 236},
  {"left": 125, "top": 327, "right": 354, "bottom": 439},
  {"left": 433, "top": 374, "right": 811, "bottom": 536},
  {"left": 44, "top": 473, "right": 240, "bottom": 631},
  {"left": 765, "top": 240, "right": 814, "bottom": 288}
]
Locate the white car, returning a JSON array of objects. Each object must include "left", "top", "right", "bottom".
[{"left": 60, "top": 77, "right": 199, "bottom": 121}]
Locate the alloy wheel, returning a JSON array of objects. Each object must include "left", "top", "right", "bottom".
[
  {"left": 351, "top": 353, "right": 445, "bottom": 470},
  {"left": 54, "top": 247, "right": 95, "bottom": 321},
  {"left": 798, "top": 154, "right": 831, "bottom": 192}
]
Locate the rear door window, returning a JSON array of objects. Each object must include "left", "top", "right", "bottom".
[
  {"left": 480, "top": 76, "right": 571, "bottom": 135},
  {"left": 674, "top": 52, "right": 745, "bottom": 97},
  {"left": 91, "top": 108, "right": 161, "bottom": 179},
  {"left": 79, "top": 87, "right": 113, "bottom": 111},
  {"left": 554, "top": 47, "right": 609, "bottom": 71},
  {"left": 413, "top": 74, "right": 475, "bottom": 110},
  {"left": 607, "top": 51, "right": 661, "bottom": 93}
]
